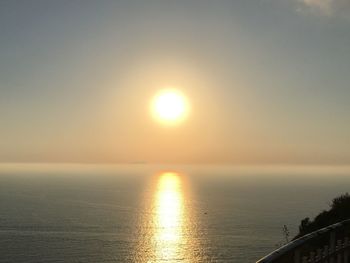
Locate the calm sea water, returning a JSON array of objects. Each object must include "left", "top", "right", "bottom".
[{"left": 0, "top": 164, "right": 349, "bottom": 263}]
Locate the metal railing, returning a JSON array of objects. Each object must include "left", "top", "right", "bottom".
[{"left": 256, "top": 219, "right": 350, "bottom": 263}]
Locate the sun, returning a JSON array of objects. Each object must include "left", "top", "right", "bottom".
[{"left": 151, "top": 89, "right": 189, "bottom": 125}]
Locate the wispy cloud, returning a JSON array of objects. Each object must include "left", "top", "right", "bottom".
[
  {"left": 296, "top": 0, "right": 350, "bottom": 17},
  {"left": 298, "top": 0, "right": 333, "bottom": 15}
]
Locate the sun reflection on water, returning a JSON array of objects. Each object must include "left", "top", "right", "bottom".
[
  {"left": 154, "top": 172, "right": 184, "bottom": 260},
  {"left": 134, "top": 171, "right": 198, "bottom": 262}
]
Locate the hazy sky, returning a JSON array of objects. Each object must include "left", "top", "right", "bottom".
[{"left": 1, "top": 0, "right": 350, "bottom": 164}]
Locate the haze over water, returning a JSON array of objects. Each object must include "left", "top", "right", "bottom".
[{"left": 1, "top": 163, "right": 349, "bottom": 263}]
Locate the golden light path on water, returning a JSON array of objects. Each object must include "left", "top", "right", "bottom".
[
  {"left": 155, "top": 172, "right": 184, "bottom": 260},
  {"left": 134, "top": 171, "right": 200, "bottom": 262}
]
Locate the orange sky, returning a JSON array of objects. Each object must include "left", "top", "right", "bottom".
[{"left": 1, "top": 1, "right": 350, "bottom": 165}]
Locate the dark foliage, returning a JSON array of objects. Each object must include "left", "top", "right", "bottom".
[{"left": 296, "top": 193, "right": 350, "bottom": 238}]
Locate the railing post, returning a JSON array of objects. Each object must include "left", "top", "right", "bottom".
[
  {"left": 322, "top": 245, "right": 329, "bottom": 263},
  {"left": 294, "top": 248, "right": 301, "bottom": 263},
  {"left": 343, "top": 237, "right": 349, "bottom": 263},
  {"left": 330, "top": 231, "right": 336, "bottom": 263},
  {"left": 336, "top": 240, "right": 342, "bottom": 263},
  {"left": 324, "top": 245, "right": 329, "bottom": 259}
]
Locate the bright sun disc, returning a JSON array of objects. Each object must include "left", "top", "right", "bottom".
[{"left": 151, "top": 89, "right": 189, "bottom": 124}]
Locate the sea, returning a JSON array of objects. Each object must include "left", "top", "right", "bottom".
[{"left": 0, "top": 163, "right": 349, "bottom": 263}]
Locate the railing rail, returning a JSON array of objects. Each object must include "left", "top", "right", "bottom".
[{"left": 256, "top": 219, "right": 350, "bottom": 263}]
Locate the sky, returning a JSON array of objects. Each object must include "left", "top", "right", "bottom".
[{"left": 1, "top": 0, "right": 350, "bottom": 165}]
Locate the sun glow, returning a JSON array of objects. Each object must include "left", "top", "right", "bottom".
[{"left": 151, "top": 89, "right": 189, "bottom": 125}]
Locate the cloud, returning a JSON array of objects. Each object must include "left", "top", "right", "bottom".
[
  {"left": 298, "top": 0, "right": 333, "bottom": 15},
  {"left": 297, "top": 0, "right": 350, "bottom": 17}
]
